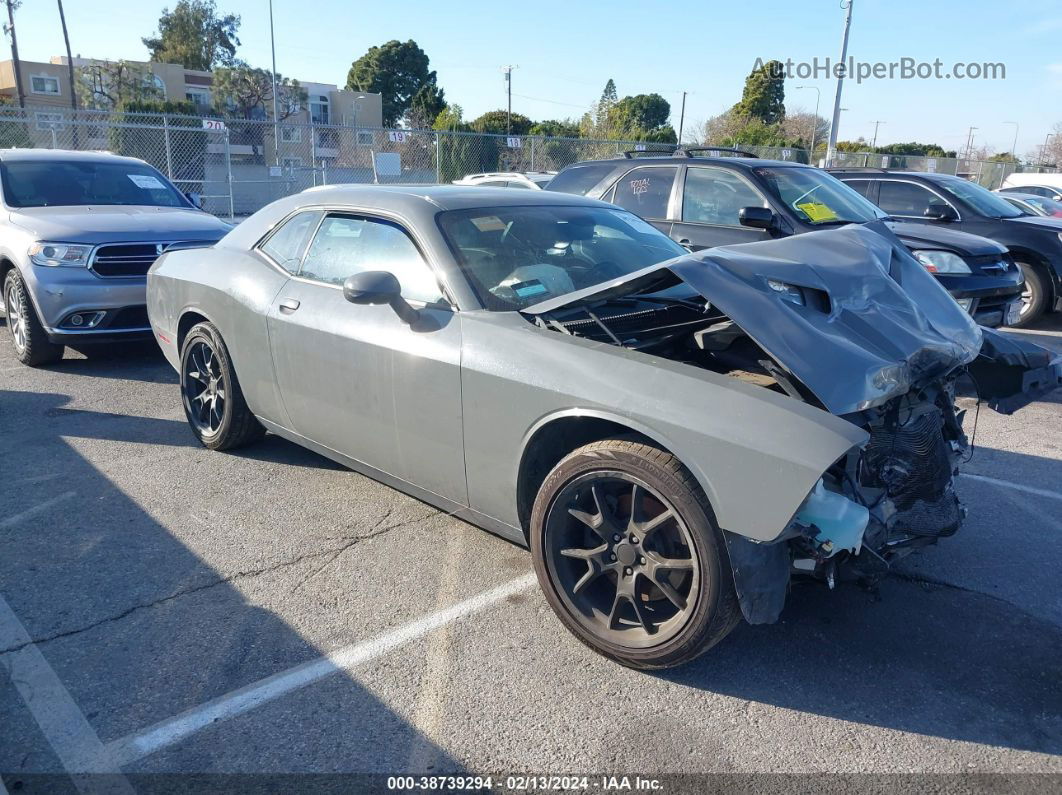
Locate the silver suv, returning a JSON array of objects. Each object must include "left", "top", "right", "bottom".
[{"left": 0, "top": 149, "right": 231, "bottom": 366}]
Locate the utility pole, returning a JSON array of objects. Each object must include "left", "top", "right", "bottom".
[
  {"left": 870, "top": 120, "right": 885, "bottom": 149},
  {"left": 964, "top": 126, "right": 978, "bottom": 160},
  {"left": 825, "top": 0, "right": 854, "bottom": 168},
  {"left": 677, "top": 91, "right": 687, "bottom": 144},
  {"left": 794, "top": 85, "right": 820, "bottom": 163},
  {"left": 1041, "top": 133, "right": 1056, "bottom": 167},
  {"left": 57, "top": 0, "right": 78, "bottom": 148},
  {"left": 269, "top": 0, "right": 281, "bottom": 166},
  {"left": 4, "top": 0, "right": 25, "bottom": 108},
  {"left": 1003, "top": 121, "right": 1019, "bottom": 161},
  {"left": 502, "top": 65, "right": 517, "bottom": 134}
]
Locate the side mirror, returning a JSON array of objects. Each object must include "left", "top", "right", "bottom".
[
  {"left": 184, "top": 191, "right": 204, "bottom": 209},
  {"left": 739, "top": 206, "right": 776, "bottom": 230},
  {"left": 343, "top": 271, "right": 419, "bottom": 324},
  {"left": 924, "top": 204, "right": 958, "bottom": 222}
]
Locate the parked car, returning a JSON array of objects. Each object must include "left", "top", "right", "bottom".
[
  {"left": 147, "top": 185, "right": 1060, "bottom": 669},
  {"left": 997, "top": 191, "right": 1062, "bottom": 218},
  {"left": 830, "top": 168, "right": 1062, "bottom": 325},
  {"left": 998, "top": 173, "right": 1062, "bottom": 200},
  {"left": 452, "top": 171, "right": 556, "bottom": 190},
  {"left": 0, "top": 149, "right": 231, "bottom": 366},
  {"left": 546, "top": 150, "right": 1024, "bottom": 328}
]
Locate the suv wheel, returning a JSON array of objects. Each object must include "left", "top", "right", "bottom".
[
  {"left": 179, "top": 321, "right": 265, "bottom": 450},
  {"left": 530, "top": 438, "right": 741, "bottom": 669},
  {"left": 3, "top": 269, "right": 64, "bottom": 366},
  {"left": 1012, "top": 261, "right": 1047, "bottom": 327}
]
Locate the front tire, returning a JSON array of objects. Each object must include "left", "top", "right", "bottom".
[
  {"left": 530, "top": 438, "right": 741, "bottom": 669},
  {"left": 3, "top": 269, "right": 63, "bottom": 367},
  {"left": 179, "top": 321, "right": 265, "bottom": 450},
  {"left": 1012, "top": 261, "right": 1047, "bottom": 327}
]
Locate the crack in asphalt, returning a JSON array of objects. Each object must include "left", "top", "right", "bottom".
[
  {"left": 891, "top": 569, "right": 1061, "bottom": 630},
  {"left": 0, "top": 507, "right": 443, "bottom": 657}
]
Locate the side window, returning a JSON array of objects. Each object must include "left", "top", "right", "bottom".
[
  {"left": 259, "top": 210, "right": 322, "bottom": 272},
  {"left": 300, "top": 214, "right": 444, "bottom": 304},
  {"left": 610, "top": 167, "right": 677, "bottom": 219},
  {"left": 546, "top": 163, "right": 615, "bottom": 195},
  {"left": 681, "top": 167, "right": 767, "bottom": 226},
  {"left": 843, "top": 179, "right": 873, "bottom": 199},
  {"left": 877, "top": 181, "right": 947, "bottom": 217}
]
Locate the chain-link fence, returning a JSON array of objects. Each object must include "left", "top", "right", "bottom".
[{"left": 1, "top": 105, "right": 1056, "bottom": 218}]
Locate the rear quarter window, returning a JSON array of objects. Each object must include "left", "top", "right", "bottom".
[{"left": 545, "top": 164, "right": 616, "bottom": 195}]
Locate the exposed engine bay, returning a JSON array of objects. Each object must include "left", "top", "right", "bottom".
[{"left": 522, "top": 224, "right": 1062, "bottom": 623}]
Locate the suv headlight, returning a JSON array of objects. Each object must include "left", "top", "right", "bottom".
[
  {"left": 911, "top": 249, "right": 971, "bottom": 274},
  {"left": 28, "top": 242, "right": 92, "bottom": 268}
]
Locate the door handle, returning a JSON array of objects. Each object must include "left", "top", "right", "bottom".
[
  {"left": 677, "top": 238, "right": 692, "bottom": 245},
  {"left": 278, "top": 298, "right": 301, "bottom": 313}
]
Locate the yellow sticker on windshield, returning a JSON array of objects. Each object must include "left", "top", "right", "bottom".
[{"left": 795, "top": 201, "right": 839, "bottom": 222}]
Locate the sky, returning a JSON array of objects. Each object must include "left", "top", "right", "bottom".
[{"left": 9, "top": 0, "right": 1062, "bottom": 158}]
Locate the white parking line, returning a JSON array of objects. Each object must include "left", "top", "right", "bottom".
[
  {"left": 0, "top": 596, "right": 133, "bottom": 793},
  {"left": 104, "top": 572, "right": 538, "bottom": 766},
  {"left": 0, "top": 492, "right": 76, "bottom": 531},
  {"left": 959, "top": 473, "right": 1062, "bottom": 502}
]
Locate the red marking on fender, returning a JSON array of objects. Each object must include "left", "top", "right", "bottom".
[{"left": 156, "top": 331, "right": 172, "bottom": 345}]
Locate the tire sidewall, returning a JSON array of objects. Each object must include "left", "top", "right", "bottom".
[
  {"left": 180, "top": 323, "right": 237, "bottom": 448},
  {"left": 530, "top": 444, "right": 730, "bottom": 668},
  {"left": 4, "top": 268, "right": 61, "bottom": 366},
  {"left": 1014, "top": 261, "right": 1046, "bottom": 327}
]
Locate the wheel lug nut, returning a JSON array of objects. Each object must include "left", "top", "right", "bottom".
[
  {"left": 613, "top": 534, "right": 621, "bottom": 542},
  {"left": 631, "top": 537, "right": 638, "bottom": 544},
  {"left": 624, "top": 567, "right": 632, "bottom": 576},
  {"left": 610, "top": 553, "right": 617, "bottom": 561},
  {"left": 639, "top": 557, "right": 646, "bottom": 565}
]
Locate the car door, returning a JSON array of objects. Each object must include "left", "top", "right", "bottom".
[
  {"left": 267, "top": 211, "right": 466, "bottom": 503},
  {"left": 669, "top": 165, "right": 773, "bottom": 249},
  {"left": 602, "top": 165, "right": 679, "bottom": 237},
  {"left": 875, "top": 179, "right": 962, "bottom": 230}
]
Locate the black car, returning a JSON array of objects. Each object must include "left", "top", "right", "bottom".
[
  {"left": 831, "top": 168, "right": 1062, "bottom": 325},
  {"left": 546, "top": 150, "right": 1024, "bottom": 328}
]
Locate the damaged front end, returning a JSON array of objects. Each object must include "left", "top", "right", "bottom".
[{"left": 524, "top": 224, "right": 1061, "bottom": 624}]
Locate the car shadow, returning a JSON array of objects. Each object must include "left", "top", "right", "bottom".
[{"left": 0, "top": 388, "right": 470, "bottom": 782}]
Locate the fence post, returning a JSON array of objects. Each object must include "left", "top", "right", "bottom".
[
  {"left": 531, "top": 136, "right": 536, "bottom": 170},
  {"left": 163, "top": 115, "right": 174, "bottom": 179},
  {"left": 435, "top": 132, "right": 442, "bottom": 183},
  {"left": 309, "top": 120, "right": 317, "bottom": 187},
  {"left": 224, "top": 128, "right": 234, "bottom": 222}
]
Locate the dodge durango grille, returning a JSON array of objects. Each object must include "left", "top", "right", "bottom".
[{"left": 90, "top": 243, "right": 169, "bottom": 277}]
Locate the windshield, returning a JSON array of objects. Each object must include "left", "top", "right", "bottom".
[
  {"left": 438, "top": 205, "right": 686, "bottom": 310},
  {"left": 754, "top": 166, "right": 887, "bottom": 225},
  {"left": 933, "top": 175, "right": 1023, "bottom": 218},
  {"left": 0, "top": 160, "right": 189, "bottom": 209},
  {"left": 1024, "top": 195, "right": 1062, "bottom": 216}
]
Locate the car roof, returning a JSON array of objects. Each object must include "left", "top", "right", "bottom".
[
  {"left": 831, "top": 169, "right": 956, "bottom": 182},
  {"left": 1001, "top": 192, "right": 1045, "bottom": 200},
  {"left": 575, "top": 155, "right": 797, "bottom": 170},
  {"left": 0, "top": 148, "right": 147, "bottom": 166},
  {"left": 295, "top": 183, "right": 613, "bottom": 212}
]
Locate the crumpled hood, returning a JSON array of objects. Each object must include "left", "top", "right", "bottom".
[
  {"left": 526, "top": 224, "right": 985, "bottom": 415},
  {"left": 7, "top": 205, "right": 231, "bottom": 244}
]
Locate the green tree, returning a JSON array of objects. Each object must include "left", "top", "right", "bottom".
[
  {"left": 347, "top": 40, "right": 439, "bottom": 127},
  {"left": 731, "top": 59, "right": 785, "bottom": 125},
  {"left": 876, "top": 141, "right": 956, "bottom": 158},
  {"left": 142, "top": 0, "right": 240, "bottom": 70},
  {"left": 470, "top": 110, "right": 533, "bottom": 136},
  {"left": 595, "top": 78, "right": 618, "bottom": 131},
  {"left": 432, "top": 104, "right": 465, "bottom": 132},
  {"left": 75, "top": 60, "right": 164, "bottom": 110},
  {"left": 606, "top": 94, "right": 674, "bottom": 142},
  {"left": 107, "top": 100, "right": 203, "bottom": 181},
  {"left": 211, "top": 62, "right": 305, "bottom": 120},
  {"left": 530, "top": 119, "right": 580, "bottom": 138},
  {"left": 407, "top": 79, "right": 446, "bottom": 129}
]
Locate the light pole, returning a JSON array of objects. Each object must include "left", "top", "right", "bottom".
[
  {"left": 870, "top": 120, "right": 885, "bottom": 149},
  {"left": 794, "top": 85, "right": 820, "bottom": 162},
  {"left": 501, "top": 65, "right": 518, "bottom": 135},
  {"left": 269, "top": 0, "right": 280, "bottom": 166},
  {"left": 1041, "top": 132, "right": 1055, "bottom": 167},
  {"left": 677, "top": 90, "right": 687, "bottom": 144},
  {"left": 1001, "top": 121, "right": 1019, "bottom": 188},
  {"left": 825, "top": 0, "right": 854, "bottom": 167},
  {"left": 964, "top": 126, "right": 978, "bottom": 161}
]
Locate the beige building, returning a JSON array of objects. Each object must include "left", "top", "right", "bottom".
[{"left": 0, "top": 56, "right": 383, "bottom": 128}]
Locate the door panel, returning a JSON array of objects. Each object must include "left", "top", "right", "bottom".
[{"left": 671, "top": 165, "right": 771, "bottom": 249}]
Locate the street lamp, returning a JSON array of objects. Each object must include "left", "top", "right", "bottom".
[
  {"left": 794, "top": 85, "right": 820, "bottom": 162},
  {"left": 1041, "top": 132, "right": 1055, "bottom": 167},
  {"left": 1001, "top": 121, "right": 1019, "bottom": 188}
]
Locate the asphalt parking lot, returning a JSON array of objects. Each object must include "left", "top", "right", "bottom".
[{"left": 1, "top": 315, "right": 1061, "bottom": 791}]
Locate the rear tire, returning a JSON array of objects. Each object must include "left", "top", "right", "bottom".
[
  {"left": 1012, "top": 261, "right": 1047, "bottom": 327},
  {"left": 179, "top": 321, "right": 265, "bottom": 451},
  {"left": 530, "top": 438, "right": 741, "bottom": 669},
  {"left": 3, "top": 269, "right": 63, "bottom": 367}
]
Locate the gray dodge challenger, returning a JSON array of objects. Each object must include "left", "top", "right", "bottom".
[{"left": 147, "top": 185, "right": 1062, "bottom": 668}]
